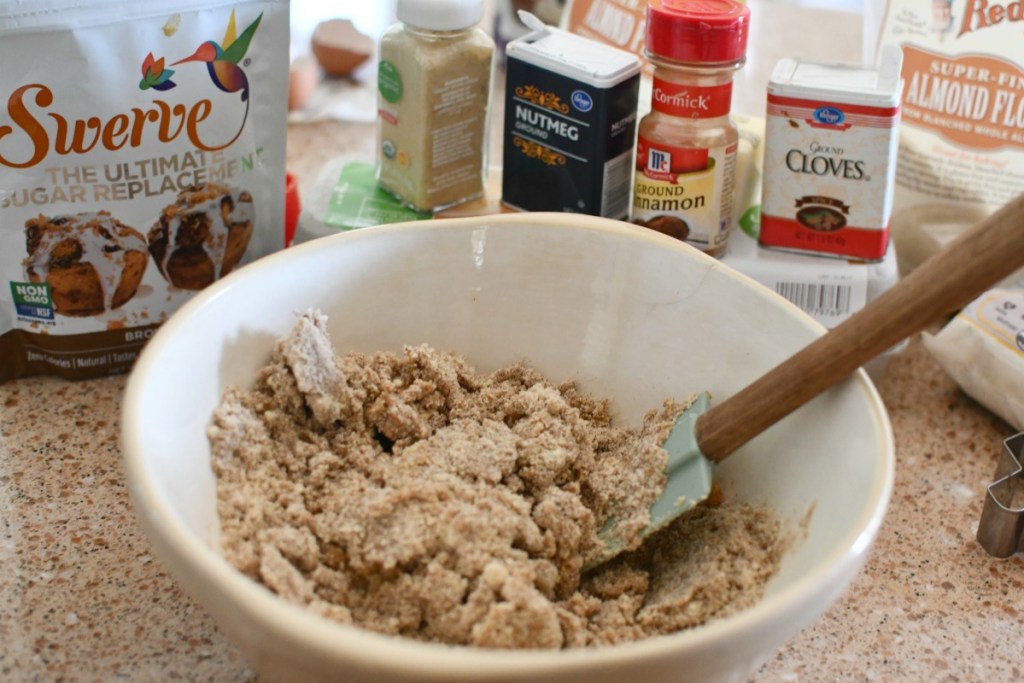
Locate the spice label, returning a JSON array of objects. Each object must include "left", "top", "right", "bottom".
[
  {"left": 759, "top": 94, "right": 900, "bottom": 261},
  {"left": 631, "top": 138, "right": 736, "bottom": 250},
  {"left": 650, "top": 79, "right": 732, "bottom": 118},
  {"left": 378, "top": 61, "right": 402, "bottom": 104},
  {"left": 376, "top": 26, "right": 493, "bottom": 212},
  {"left": 501, "top": 45, "right": 639, "bottom": 218}
]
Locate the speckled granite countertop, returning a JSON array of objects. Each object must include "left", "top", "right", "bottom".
[
  {"left": 3, "top": 333, "right": 1021, "bottom": 681},
  {"left": 3, "top": 3, "right": 1023, "bottom": 681}
]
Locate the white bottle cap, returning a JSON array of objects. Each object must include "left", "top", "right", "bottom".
[{"left": 397, "top": 0, "right": 483, "bottom": 31}]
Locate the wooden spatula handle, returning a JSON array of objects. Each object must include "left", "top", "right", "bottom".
[{"left": 696, "top": 193, "right": 1024, "bottom": 463}]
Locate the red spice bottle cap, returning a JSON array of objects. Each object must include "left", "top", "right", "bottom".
[{"left": 646, "top": 0, "right": 750, "bottom": 64}]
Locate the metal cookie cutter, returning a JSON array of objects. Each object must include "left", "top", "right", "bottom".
[{"left": 977, "top": 433, "right": 1024, "bottom": 558}]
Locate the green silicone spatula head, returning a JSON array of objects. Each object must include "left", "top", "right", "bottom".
[
  {"left": 593, "top": 392, "right": 713, "bottom": 563},
  {"left": 654, "top": 391, "right": 715, "bottom": 521},
  {"left": 588, "top": 193, "right": 1024, "bottom": 571}
]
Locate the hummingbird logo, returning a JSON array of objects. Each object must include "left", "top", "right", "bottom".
[
  {"left": 139, "top": 9, "right": 262, "bottom": 101},
  {"left": 139, "top": 53, "right": 176, "bottom": 92}
]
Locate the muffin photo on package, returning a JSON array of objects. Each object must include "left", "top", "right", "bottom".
[
  {"left": 22, "top": 212, "right": 149, "bottom": 317},
  {"left": 147, "top": 183, "right": 255, "bottom": 290}
]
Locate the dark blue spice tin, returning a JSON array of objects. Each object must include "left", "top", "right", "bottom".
[{"left": 501, "top": 18, "right": 641, "bottom": 219}]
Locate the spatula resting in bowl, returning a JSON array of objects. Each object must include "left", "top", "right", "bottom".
[{"left": 592, "top": 193, "right": 1024, "bottom": 568}]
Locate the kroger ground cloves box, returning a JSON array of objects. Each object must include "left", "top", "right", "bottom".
[{"left": 759, "top": 46, "right": 903, "bottom": 261}]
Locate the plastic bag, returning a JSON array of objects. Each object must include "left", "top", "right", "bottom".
[
  {"left": 0, "top": 0, "right": 289, "bottom": 381},
  {"left": 924, "top": 287, "right": 1024, "bottom": 431}
]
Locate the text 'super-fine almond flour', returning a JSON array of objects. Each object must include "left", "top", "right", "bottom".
[
  {"left": 0, "top": 0, "right": 289, "bottom": 381},
  {"left": 875, "top": 1, "right": 1024, "bottom": 239}
]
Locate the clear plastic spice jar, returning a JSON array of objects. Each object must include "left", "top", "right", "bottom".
[
  {"left": 376, "top": 0, "right": 495, "bottom": 213},
  {"left": 630, "top": 0, "right": 750, "bottom": 257}
]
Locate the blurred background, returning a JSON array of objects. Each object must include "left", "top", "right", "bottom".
[
  {"left": 289, "top": 0, "right": 866, "bottom": 65},
  {"left": 286, "top": 0, "right": 869, "bottom": 124}
]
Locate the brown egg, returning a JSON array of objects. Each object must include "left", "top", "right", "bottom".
[
  {"left": 311, "top": 18, "right": 373, "bottom": 78},
  {"left": 288, "top": 56, "right": 318, "bottom": 111}
]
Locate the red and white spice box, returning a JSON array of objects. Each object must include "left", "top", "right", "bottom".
[{"left": 759, "top": 46, "right": 903, "bottom": 261}]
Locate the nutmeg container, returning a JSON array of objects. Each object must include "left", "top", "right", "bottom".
[
  {"left": 501, "top": 13, "right": 641, "bottom": 218},
  {"left": 759, "top": 46, "right": 903, "bottom": 261}
]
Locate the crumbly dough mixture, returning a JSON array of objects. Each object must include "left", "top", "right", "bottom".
[{"left": 209, "top": 310, "right": 785, "bottom": 649}]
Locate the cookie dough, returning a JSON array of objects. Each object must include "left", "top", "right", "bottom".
[{"left": 209, "top": 310, "right": 785, "bottom": 649}]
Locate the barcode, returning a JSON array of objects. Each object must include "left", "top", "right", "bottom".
[
  {"left": 775, "top": 282, "right": 853, "bottom": 317},
  {"left": 601, "top": 149, "right": 633, "bottom": 219}
]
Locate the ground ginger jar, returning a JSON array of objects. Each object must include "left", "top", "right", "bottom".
[
  {"left": 376, "top": 0, "right": 495, "bottom": 211},
  {"left": 630, "top": 0, "right": 749, "bottom": 257},
  {"left": 376, "top": 0, "right": 495, "bottom": 213}
]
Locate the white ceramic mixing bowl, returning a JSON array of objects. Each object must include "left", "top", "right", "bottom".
[{"left": 121, "top": 212, "right": 893, "bottom": 682}]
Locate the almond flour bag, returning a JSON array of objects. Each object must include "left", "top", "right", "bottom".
[
  {"left": 871, "top": 1, "right": 1024, "bottom": 277},
  {"left": 0, "top": 0, "right": 289, "bottom": 381}
]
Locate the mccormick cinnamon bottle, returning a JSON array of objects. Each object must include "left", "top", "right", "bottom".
[{"left": 631, "top": 0, "right": 750, "bottom": 257}]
